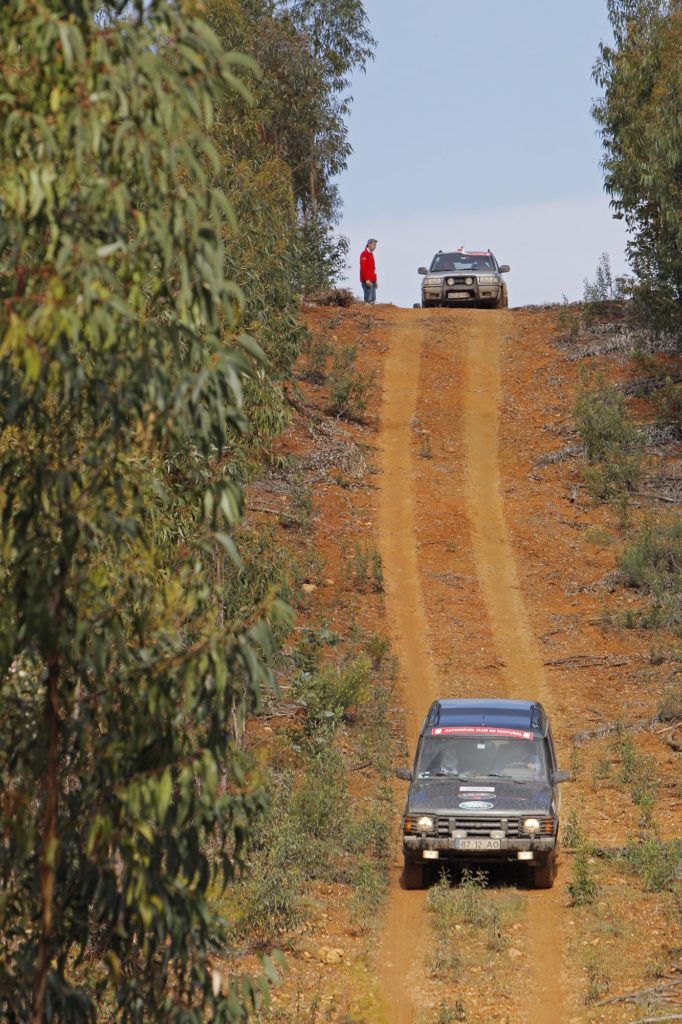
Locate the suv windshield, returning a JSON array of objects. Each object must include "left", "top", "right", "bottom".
[
  {"left": 431, "top": 253, "right": 495, "bottom": 272},
  {"left": 415, "top": 735, "right": 547, "bottom": 782}
]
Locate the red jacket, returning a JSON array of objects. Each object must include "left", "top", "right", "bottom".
[{"left": 360, "top": 247, "right": 377, "bottom": 283}]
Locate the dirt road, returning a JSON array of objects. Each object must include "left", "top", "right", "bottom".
[{"left": 376, "top": 308, "right": 569, "bottom": 1024}]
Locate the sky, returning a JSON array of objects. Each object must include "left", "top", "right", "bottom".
[{"left": 337, "top": 0, "right": 631, "bottom": 308}]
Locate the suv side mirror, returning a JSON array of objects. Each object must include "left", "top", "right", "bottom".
[
  {"left": 498, "top": 264, "right": 510, "bottom": 273},
  {"left": 417, "top": 267, "right": 428, "bottom": 275},
  {"left": 552, "top": 769, "right": 569, "bottom": 784},
  {"left": 395, "top": 767, "right": 413, "bottom": 782}
]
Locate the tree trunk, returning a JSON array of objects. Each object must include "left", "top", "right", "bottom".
[{"left": 31, "top": 657, "right": 61, "bottom": 1024}]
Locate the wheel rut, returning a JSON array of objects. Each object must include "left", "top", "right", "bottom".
[{"left": 375, "top": 308, "right": 567, "bottom": 1024}]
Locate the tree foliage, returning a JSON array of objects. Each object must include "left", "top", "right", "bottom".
[
  {"left": 593, "top": 0, "right": 682, "bottom": 335},
  {"left": 0, "top": 1, "right": 288, "bottom": 1020},
  {"left": 205, "top": 0, "right": 374, "bottom": 297}
]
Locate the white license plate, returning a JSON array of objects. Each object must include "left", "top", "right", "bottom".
[
  {"left": 455, "top": 838, "right": 501, "bottom": 851},
  {"left": 448, "top": 291, "right": 470, "bottom": 299}
]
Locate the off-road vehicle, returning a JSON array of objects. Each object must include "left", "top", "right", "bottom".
[
  {"left": 418, "top": 249, "right": 510, "bottom": 308},
  {"left": 396, "top": 699, "right": 568, "bottom": 889}
]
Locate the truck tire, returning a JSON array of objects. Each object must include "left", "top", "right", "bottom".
[
  {"left": 532, "top": 860, "right": 555, "bottom": 889},
  {"left": 403, "top": 860, "right": 425, "bottom": 890}
]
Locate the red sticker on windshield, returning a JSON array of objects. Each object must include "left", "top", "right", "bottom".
[{"left": 431, "top": 727, "right": 533, "bottom": 740}]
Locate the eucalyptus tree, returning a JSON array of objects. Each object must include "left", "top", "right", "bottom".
[
  {"left": 593, "top": 0, "right": 682, "bottom": 334},
  {"left": 0, "top": 1, "right": 286, "bottom": 1020}
]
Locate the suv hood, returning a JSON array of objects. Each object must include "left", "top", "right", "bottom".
[{"left": 407, "top": 777, "right": 553, "bottom": 815}]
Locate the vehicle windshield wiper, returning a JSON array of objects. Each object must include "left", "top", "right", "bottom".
[{"left": 460, "top": 772, "right": 525, "bottom": 784}]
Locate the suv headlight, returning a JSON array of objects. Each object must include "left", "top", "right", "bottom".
[
  {"left": 423, "top": 277, "right": 441, "bottom": 286},
  {"left": 477, "top": 275, "right": 498, "bottom": 285},
  {"left": 417, "top": 815, "right": 435, "bottom": 832},
  {"left": 520, "top": 817, "right": 554, "bottom": 835}
]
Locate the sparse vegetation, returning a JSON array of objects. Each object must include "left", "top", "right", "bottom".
[
  {"left": 584, "top": 949, "right": 610, "bottom": 1004},
  {"left": 658, "top": 677, "right": 682, "bottom": 721},
  {"left": 419, "top": 436, "right": 433, "bottom": 459},
  {"left": 562, "top": 809, "right": 585, "bottom": 851},
  {"left": 328, "top": 344, "right": 378, "bottom": 421},
  {"left": 426, "top": 868, "right": 519, "bottom": 979},
  {"left": 565, "top": 813, "right": 600, "bottom": 906},
  {"left": 433, "top": 1000, "right": 467, "bottom": 1024},
  {"left": 573, "top": 378, "right": 642, "bottom": 505},
  {"left": 617, "top": 520, "right": 682, "bottom": 633},
  {"left": 348, "top": 541, "right": 384, "bottom": 592},
  {"left": 568, "top": 845, "right": 600, "bottom": 907},
  {"left": 582, "top": 252, "right": 629, "bottom": 305},
  {"left": 624, "top": 837, "right": 682, "bottom": 893},
  {"left": 222, "top": 631, "right": 397, "bottom": 951},
  {"left": 656, "top": 377, "right": 682, "bottom": 436},
  {"left": 615, "top": 734, "right": 659, "bottom": 827},
  {"left": 303, "top": 330, "right": 333, "bottom": 383}
]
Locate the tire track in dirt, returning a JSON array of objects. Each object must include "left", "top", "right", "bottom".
[
  {"left": 375, "top": 309, "right": 567, "bottom": 1024},
  {"left": 376, "top": 317, "right": 436, "bottom": 1024},
  {"left": 462, "top": 313, "right": 567, "bottom": 1024}
]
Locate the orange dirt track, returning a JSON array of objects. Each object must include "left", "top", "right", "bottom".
[
  {"left": 377, "top": 308, "right": 571, "bottom": 1024},
  {"left": 288, "top": 301, "right": 679, "bottom": 1024}
]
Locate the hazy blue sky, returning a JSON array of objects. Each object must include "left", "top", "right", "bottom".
[{"left": 338, "top": 0, "right": 630, "bottom": 307}]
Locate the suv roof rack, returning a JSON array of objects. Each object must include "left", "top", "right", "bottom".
[{"left": 425, "top": 698, "right": 547, "bottom": 735}]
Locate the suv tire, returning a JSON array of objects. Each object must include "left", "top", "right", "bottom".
[
  {"left": 403, "top": 860, "right": 425, "bottom": 890},
  {"left": 531, "top": 859, "right": 555, "bottom": 889}
]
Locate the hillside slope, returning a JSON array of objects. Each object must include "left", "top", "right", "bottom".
[{"left": 245, "top": 303, "right": 681, "bottom": 1024}]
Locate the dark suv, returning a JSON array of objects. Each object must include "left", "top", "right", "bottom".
[
  {"left": 418, "top": 249, "right": 510, "bottom": 308},
  {"left": 396, "top": 699, "right": 568, "bottom": 889}
]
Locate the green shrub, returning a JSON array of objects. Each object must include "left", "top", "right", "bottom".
[
  {"left": 615, "top": 735, "right": 659, "bottom": 827},
  {"left": 562, "top": 809, "right": 585, "bottom": 851},
  {"left": 619, "top": 521, "right": 682, "bottom": 589},
  {"left": 231, "top": 746, "right": 391, "bottom": 944},
  {"left": 625, "top": 837, "right": 682, "bottom": 892},
  {"left": 617, "top": 521, "right": 682, "bottom": 632},
  {"left": 567, "top": 846, "right": 600, "bottom": 906},
  {"left": 303, "top": 331, "right": 332, "bottom": 383},
  {"left": 352, "top": 541, "right": 383, "bottom": 592},
  {"left": 657, "top": 377, "right": 682, "bottom": 435},
  {"left": 349, "top": 858, "right": 388, "bottom": 931},
  {"left": 584, "top": 950, "right": 610, "bottom": 1004},
  {"left": 456, "top": 867, "right": 491, "bottom": 926},
  {"left": 294, "top": 656, "right": 371, "bottom": 746},
  {"left": 426, "top": 875, "right": 464, "bottom": 978},
  {"left": 573, "top": 380, "right": 642, "bottom": 502},
  {"left": 433, "top": 1001, "right": 467, "bottom": 1024},
  {"left": 328, "top": 344, "right": 377, "bottom": 421},
  {"left": 658, "top": 679, "right": 682, "bottom": 721}
]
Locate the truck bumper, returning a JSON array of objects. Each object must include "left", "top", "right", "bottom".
[{"left": 403, "top": 835, "right": 556, "bottom": 864}]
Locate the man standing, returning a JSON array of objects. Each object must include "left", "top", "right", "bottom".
[{"left": 360, "top": 238, "right": 378, "bottom": 303}]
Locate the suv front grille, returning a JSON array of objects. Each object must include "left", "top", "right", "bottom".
[
  {"left": 437, "top": 816, "right": 521, "bottom": 837},
  {"left": 436, "top": 817, "right": 554, "bottom": 837}
]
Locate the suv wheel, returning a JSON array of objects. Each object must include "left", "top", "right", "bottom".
[
  {"left": 531, "top": 859, "right": 555, "bottom": 889},
  {"left": 403, "top": 859, "right": 425, "bottom": 890}
]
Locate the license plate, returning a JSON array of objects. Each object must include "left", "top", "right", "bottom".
[
  {"left": 448, "top": 291, "right": 470, "bottom": 299},
  {"left": 455, "top": 838, "right": 501, "bottom": 851}
]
